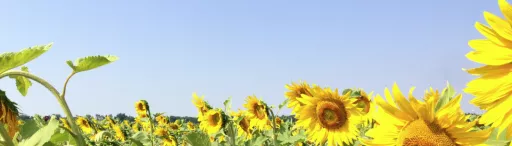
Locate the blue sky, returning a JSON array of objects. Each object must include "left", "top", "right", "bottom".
[{"left": 0, "top": 0, "right": 500, "bottom": 117}]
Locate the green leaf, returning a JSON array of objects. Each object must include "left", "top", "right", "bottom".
[
  {"left": 49, "top": 128, "right": 75, "bottom": 145},
  {"left": 278, "top": 99, "right": 288, "bottom": 110},
  {"left": 67, "top": 55, "right": 118, "bottom": 73},
  {"left": 9, "top": 66, "right": 32, "bottom": 96},
  {"left": 19, "top": 120, "right": 40, "bottom": 139},
  {"left": 94, "top": 131, "right": 113, "bottom": 142},
  {"left": 341, "top": 89, "right": 353, "bottom": 95},
  {"left": 18, "top": 117, "right": 59, "bottom": 146},
  {"left": 184, "top": 131, "right": 211, "bottom": 146},
  {"left": 484, "top": 128, "right": 511, "bottom": 146},
  {"left": 223, "top": 96, "right": 232, "bottom": 112},
  {"left": 435, "top": 81, "right": 456, "bottom": 112},
  {"left": 129, "top": 131, "right": 150, "bottom": 146},
  {"left": 0, "top": 43, "right": 52, "bottom": 74}
]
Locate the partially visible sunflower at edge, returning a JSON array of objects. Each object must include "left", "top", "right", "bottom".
[
  {"left": 60, "top": 118, "right": 71, "bottom": 131},
  {"left": 0, "top": 90, "right": 20, "bottom": 138},
  {"left": 76, "top": 116, "right": 94, "bottom": 135},
  {"left": 199, "top": 108, "right": 227, "bottom": 135},
  {"left": 231, "top": 110, "right": 253, "bottom": 140},
  {"left": 464, "top": 0, "right": 512, "bottom": 139},
  {"left": 294, "top": 86, "right": 361, "bottom": 146},
  {"left": 361, "top": 83, "right": 492, "bottom": 146},
  {"left": 243, "top": 95, "right": 271, "bottom": 131},
  {"left": 192, "top": 93, "right": 213, "bottom": 121}
]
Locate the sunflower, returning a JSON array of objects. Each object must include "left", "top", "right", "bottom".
[
  {"left": 168, "top": 123, "right": 179, "bottom": 130},
  {"left": 0, "top": 90, "right": 20, "bottom": 138},
  {"left": 192, "top": 93, "right": 212, "bottom": 121},
  {"left": 156, "top": 114, "right": 169, "bottom": 126},
  {"left": 361, "top": 83, "right": 492, "bottom": 146},
  {"left": 163, "top": 135, "right": 178, "bottom": 146},
  {"left": 199, "top": 108, "right": 225, "bottom": 135},
  {"left": 123, "top": 120, "right": 130, "bottom": 127},
  {"left": 76, "top": 116, "right": 93, "bottom": 134},
  {"left": 154, "top": 126, "right": 168, "bottom": 137},
  {"left": 243, "top": 95, "right": 271, "bottom": 131},
  {"left": 60, "top": 118, "right": 71, "bottom": 131},
  {"left": 231, "top": 110, "right": 253, "bottom": 140},
  {"left": 187, "top": 121, "right": 195, "bottom": 130},
  {"left": 351, "top": 89, "right": 375, "bottom": 126},
  {"left": 294, "top": 87, "right": 361, "bottom": 146},
  {"left": 113, "top": 124, "right": 125, "bottom": 142},
  {"left": 135, "top": 100, "right": 148, "bottom": 118},
  {"left": 285, "top": 81, "right": 319, "bottom": 114},
  {"left": 464, "top": 0, "right": 512, "bottom": 139}
]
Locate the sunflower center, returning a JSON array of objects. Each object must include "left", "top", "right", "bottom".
[
  {"left": 239, "top": 118, "right": 250, "bottom": 133},
  {"left": 209, "top": 113, "right": 221, "bottom": 126},
  {"left": 316, "top": 101, "right": 347, "bottom": 129},
  {"left": 353, "top": 98, "right": 371, "bottom": 113},
  {"left": 253, "top": 104, "right": 266, "bottom": 119},
  {"left": 398, "top": 120, "right": 457, "bottom": 146}
]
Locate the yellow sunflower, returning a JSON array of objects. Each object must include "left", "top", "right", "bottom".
[
  {"left": 168, "top": 123, "right": 179, "bottom": 130},
  {"left": 464, "top": 0, "right": 512, "bottom": 139},
  {"left": 156, "top": 114, "right": 169, "bottom": 126},
  {"left": 187, "top": 121, "right": 195, "bottom": 130},
  {"left": 243, "top": 95, "right": 271, "bottom": 131},
  {"left": 192, "top": 93, "right": 212, "bottom": 121},
  {"left": 135, "top": 100, "right": 148, "bottom": 118},
  {"left": 231, "top": 110, "right": 253, "bottom": 140},
  {"left": 113, "top": 124, "right": 125, "bottom": 142},
  {"left": 163, "top": 135, "right": 178, "bottom": 146},
  {"left": 361, "top": 83, "right": 492, "bottom": 146},
  {"left": 294, "top": 87, "right": 361, "bottom": 146},
  {"left": 154, "top": 126, "right": 168, "bottom": 137},
  {"left": 76, "top": 116, "right": 93, "bottom": 134},
  {"left": 285, "top": 81, "right": 322, "bottom": 115},
  {"left": 199, "top": 108, "right": 225, "bottom": 135},
  {"left": 60, "top": 118, "right": 71, "bottom": 131},
  {"left": 352, "top": 89, "right": 375, "bottom": 126}
]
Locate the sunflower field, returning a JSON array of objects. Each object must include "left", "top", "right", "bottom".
[{"left": 2, "top": 0, "right": 512, "bottom": 146}]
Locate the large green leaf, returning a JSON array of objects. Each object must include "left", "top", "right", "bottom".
[
  {"left": 19, "top": 119, "right": 40, "bottom": 139},
  {"left": 185, "top": 131, "right": 211, "bottom": 146},
  {"left": 19, "top": 117, "right": 59, "bottom": 146},
  {"left": 49, "top": 128, "right": 75, "bottom": 145},
  {"left": 9, "top": 66, "right": 32, "bottom": 96},
  {"left": 129, "top": 131, "right": 150, "bottom": 146},
  {"left": 435, "top": 81, "right": 456, "bottom": 112},
  {"left": 66, "top": 55, "right": 118, "bottom": 73},
  {"left": 0, "top": 43, "right": 52, "bottom": 74}
]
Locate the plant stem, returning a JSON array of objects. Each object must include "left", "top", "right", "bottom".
[
  {"left": 0, "top": 70, "right": 86, "bottom": 146},
  {"left": 61, "top": 72, "right": 76, "bottom": 98},
  {"left": 147, "top": 107, "right": 154, "bottom": 146},
  {"left": 269, "top": 110, "right": 279, "bottom": 146},
  {"left": 0, "top": 123, "right": 14, "bottom": 146}
]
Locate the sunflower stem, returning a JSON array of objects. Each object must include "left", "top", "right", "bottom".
[
  {"left": 269, "top": 110, "right": 279, "bottom": 146},
  {"left": 60, "top": 72, "right": 76, "bottom": 99},
  {"left": 146, "top": 104, "right": 155, "bottom": 146},
  {"left": 0, "top": 70, "right": 87, "bottom": 146},
  {"left": 0, "top": 123, "right": 14, "bottom": 146}
]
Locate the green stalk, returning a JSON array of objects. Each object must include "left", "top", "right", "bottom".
[
  {"left": 0, "top": 70, "right": 87, "bottom": 146},
  {"left": 146, "top": 106, "right": 154, "bottom": 146},
  {"left": 0, "top": 123, "right": 14, "bottom": 146},
  {"left": 269, "top": 110, "right": 279, "bottom": 146}
]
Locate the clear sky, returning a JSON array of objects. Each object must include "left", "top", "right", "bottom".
[{"left": 0, "top": 0, "right": 500, "bottom": 117}]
